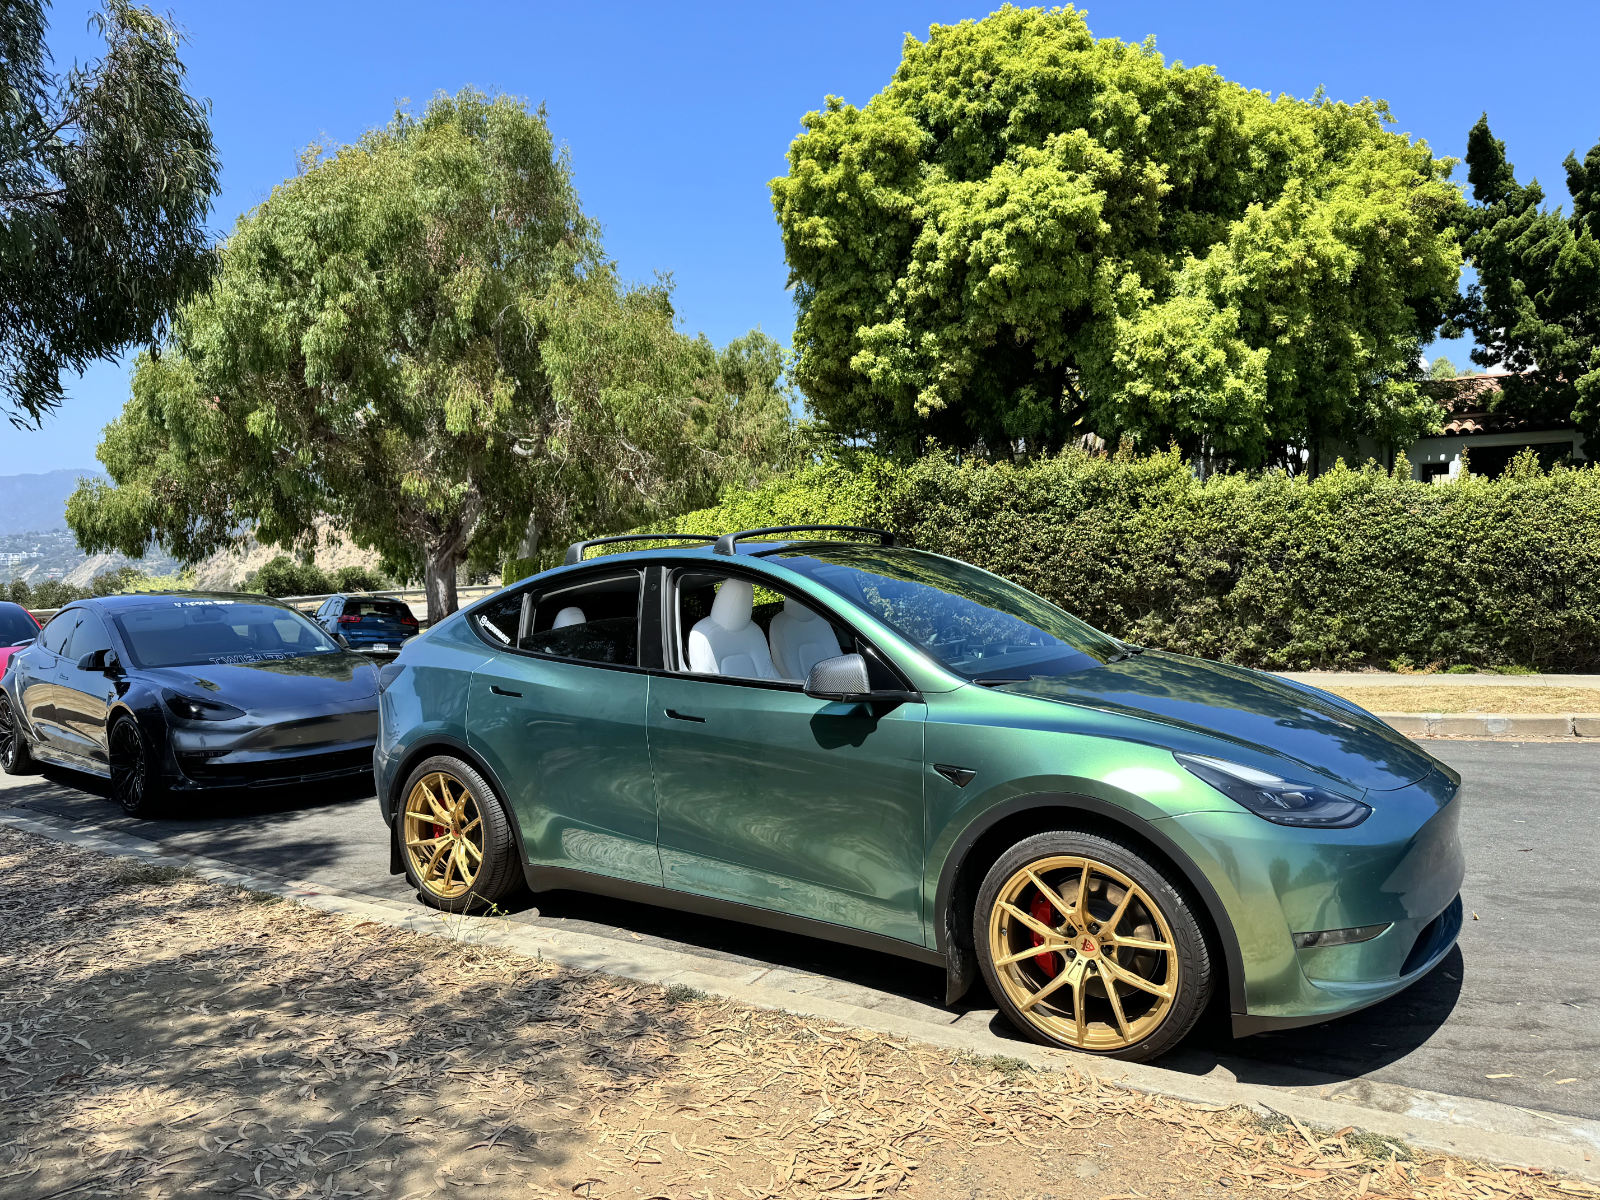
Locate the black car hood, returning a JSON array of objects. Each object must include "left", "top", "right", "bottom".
[
  {"left": 1001, "top": 652, "right": 1436, "bottom": 792},
  {"left": 144, "top": 652, "right": 378, "bottom": 708}
]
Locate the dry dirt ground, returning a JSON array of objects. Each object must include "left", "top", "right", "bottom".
[
  {"left": 1323, "top": 686, "right": 1600, "bottom": 715},
  {"left": 1, "top": 827, "right": 1593, "bottom": 1200}
]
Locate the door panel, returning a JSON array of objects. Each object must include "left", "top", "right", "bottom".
[
  {"left": 55, "top": 611, "right": 115, "bottom": 766},
  {"left": 647, "top": 674, "right": 927, "bottom": 944},
  {"left": 22, "top": 611, "right": 78, "bottom": 754},
  {"left": 468, "top": 654, "right": 660, "bottom": 886}
]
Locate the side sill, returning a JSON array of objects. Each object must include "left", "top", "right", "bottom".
[
  {"left": 30, "top": 743, "right": 110, "bottom": 779},
  {"left": 523, "top": 863, "right": 945, "bottom": 969}
]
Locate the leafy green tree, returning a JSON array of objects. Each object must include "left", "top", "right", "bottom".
[
  {"left": 67, "top": 90, "right": 792, "bottom": 621},
  {"left": 1, "top": 0, "right": 220, "bottom": 425},
  {"left": 1429, "top": 355, "right": 1459, "bottom": 380},
  {"left": 771, "top": 5, "right": 1460, "bottom": 469},
  {"left": 1445, "top": 116, "right": 1600, "bottom": 433},
  {"left": 332, "top": 564, "right": 392, "bottom": 593}
]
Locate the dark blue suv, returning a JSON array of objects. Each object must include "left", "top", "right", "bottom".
[{"left": 313, "top": 594, "right": 419, "bottom": 656}]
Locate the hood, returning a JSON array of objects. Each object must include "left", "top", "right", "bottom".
[
  {"left": 1001, "top": 651, "right": 1436, "bottom": 792},
  {"left": 144, "top": 651, "right": 378, "bottom": 709}
]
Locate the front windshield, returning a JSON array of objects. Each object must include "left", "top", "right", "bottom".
[
  {"left": 113, "top": 598, "right": 343, "bottom": 669},
  {"left": 772, "top": 545, "right": 1123, "bottom": 682}
]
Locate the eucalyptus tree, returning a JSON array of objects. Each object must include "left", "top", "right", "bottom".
[
  {"left": 1, "top": 0, "right": 219, "bottom": 425},
  {"left": 67, "top": 90, "right": 791, "bottom": 621}
]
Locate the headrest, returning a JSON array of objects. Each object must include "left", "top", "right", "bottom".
[
  {"left": 552, "top": 606, "right": 586, "bottom": 629},
  {"left": 709, "top": 579, "right": 754, "bottom": 631},
  {"left": 784, "top": 599, "right": 823, "bottom": 622}
]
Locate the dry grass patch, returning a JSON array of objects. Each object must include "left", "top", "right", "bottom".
[
  {"left": 1327, "top": 685, "right": 1600, "bottom": 714},
  {"left": 0, "top": 828, "right": 1594, "bottom": 1199}
]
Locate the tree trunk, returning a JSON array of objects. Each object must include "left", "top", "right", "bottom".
[{"left": 423, "top": 551, "right": 460, "bottom": 627}]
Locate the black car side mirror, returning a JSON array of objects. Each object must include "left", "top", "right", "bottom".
[
  {"left": 77, "top": 648, "right": 121, "bottom": 674},
  {"left": 804, "top": 653, "right": 919, "bottom": 703}
]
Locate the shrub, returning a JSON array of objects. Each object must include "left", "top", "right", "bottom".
[
  {"left": 636, "top": 447, "right": 1600, "bottom": 673},
  {"left": 331, "top": 565, "right": 391, "bottom": 593},
  {"left": 241, "top": 555, "right": 335, "bottom": 597}
]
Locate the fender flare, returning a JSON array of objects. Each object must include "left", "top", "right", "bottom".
[
  {"left": 932, "top": 791, "right": 1248, "bottom": 1016},
  {"left": 385, "top": 734, "right": 534, "bottom": 870}
]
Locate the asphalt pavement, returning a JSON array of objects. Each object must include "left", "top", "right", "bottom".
[{"left": 1, "top": 740, "right": 1594, "bottom": 1121}]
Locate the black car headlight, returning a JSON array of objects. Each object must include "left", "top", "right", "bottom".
[
  {"left": 164, "top": 691, "right": 246, "bottom": 722},
  {"left": 1174, "top": 753, "right": 1371, "bottom": 829}
]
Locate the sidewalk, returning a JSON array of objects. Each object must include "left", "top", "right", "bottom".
[{"left": 1276, "top": 672, "right": 1600, "bottom": 739}]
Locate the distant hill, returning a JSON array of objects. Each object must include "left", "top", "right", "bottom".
[{"left": 0, "top": 469, "right": 104, "bottom": 535}]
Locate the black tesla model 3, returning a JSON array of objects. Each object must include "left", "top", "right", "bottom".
[{"left": 0, "top": 592, "right": 380, "bottom": 815}]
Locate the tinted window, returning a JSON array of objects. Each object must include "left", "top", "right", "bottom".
[
  {"left": 0, "top": 603, "right": 39, "bottom": 645},
  {"left": 345, "top": 600, "right": 414, "bottom": 620},
  {"left": 67, "top": 611, "right": 114, "bottom": 660},
  {"left": 39, "top": 610, "right": 80, "bottom": 656},
  {"left": 774, "top": 545, "right": 1122, "bottom": 682},
  {"left": 112, "top": 599, "right": 343, "bottom": 668},
  {"left": 473, "top": 573, "right": 641, "bottom": 666}
]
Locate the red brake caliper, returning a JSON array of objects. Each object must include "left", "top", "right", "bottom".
[{"left": 1030, "top": 892, "right": 1061, "bottom": 976}]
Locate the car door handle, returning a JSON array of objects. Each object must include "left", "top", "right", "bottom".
[
  {"left": 665, "top": 709, "right": 706, "bottom": 723},
  {"left": 490, "top": 685, "right": 522, "bottom": 697}
]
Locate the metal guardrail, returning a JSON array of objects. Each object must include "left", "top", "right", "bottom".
[{"left": 24, "top": 584, "right": 503, "bottom": 627}]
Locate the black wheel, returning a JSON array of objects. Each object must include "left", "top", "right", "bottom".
[
  {"left": 974, "top": 828, "right": 1212, "bottom": 1063},
  {"left": 398, "top": 756, "right": 522, "bottom": 913},
  {"left": 109, "top": 717, "right": 168, "bottom": 817},
  {"left": 0, "top": 694, "right": 34, "bottom": 775}
]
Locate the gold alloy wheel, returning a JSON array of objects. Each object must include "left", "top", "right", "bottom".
[
  {"left": 403, "top": 771, "right": 485, "bottom": 899},
  {"left": 987, "top": 855, "right": 1179, "bottom": 1051}
]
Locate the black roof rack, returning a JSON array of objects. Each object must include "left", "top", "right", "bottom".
[
  {"left": 563, "top": 533, "right": 715, "bottom": 566},
  {"left": 713, "top": 525, "right": 898, "bottom": 556}
]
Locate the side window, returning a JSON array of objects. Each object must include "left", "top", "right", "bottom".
[
  {"left": 67, "top": 611, "right": 114, "bottom": 661},
  {"left": 520, "top": 574, "right": 641, "bottom": 666},
  {"left": 669, "top": 571, "right": 849, "bottom": 683},
  {"left": 40, "top": 610, "right": 81, "bottom": 656},
  {"left": 471, "top": 573, "right": 643, "bottom": 667}
]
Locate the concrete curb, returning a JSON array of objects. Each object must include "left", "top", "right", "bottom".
[
  {"left": 1378, "top": 712, "right": 1600, "bottom": 738},
  {"left": 1, "top": 806, "right": 1596, "bottom": 1184}
]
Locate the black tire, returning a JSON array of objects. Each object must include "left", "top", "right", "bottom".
[
  {"left": 0, "top": 693, "right": 35, "bottom": 775},
  {"left": 974, "top": 828, "right": 1212, "bottom": 1063},
  {"left": 397, "top": 755, "right": 522, "bottom": 913},
  {"left": 109, "top": 716, "right": 168, "bottom": 817}
]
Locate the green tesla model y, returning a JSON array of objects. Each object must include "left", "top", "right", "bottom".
[{"left": 373, "top": 527, "right": 1463, "bottom": 1062}]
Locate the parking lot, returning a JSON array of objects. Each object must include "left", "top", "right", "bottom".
[{"left": 1, "top": 739, "right": 1593, "bottom": 1122}]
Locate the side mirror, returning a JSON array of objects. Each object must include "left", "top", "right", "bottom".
[
  {"left": 804, "top": 653, "right": 921, "bottom": 704},
  {"left": 804, "top": 653, "right": 871, "bottom": 700},
  {"left": 77, "top": 648, "right": 120, "bottom": 674}
]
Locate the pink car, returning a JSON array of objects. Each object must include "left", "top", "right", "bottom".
[{"left": 0, "top": 602, "right": 42, "bottom": 681}]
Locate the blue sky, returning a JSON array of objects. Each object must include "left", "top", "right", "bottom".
[{"left": 7, "top": 0, "right": 1598, "bottom": 473}]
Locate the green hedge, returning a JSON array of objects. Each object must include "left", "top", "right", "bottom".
[{"left": 632, "top": 448, "right": 1600, "bottom": 673}]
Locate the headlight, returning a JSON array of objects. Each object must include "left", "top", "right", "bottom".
[
  {"left": 1174, "top": 753, "right": 1371, "bottom": 829},
  {"left": 164, "top": 691, "right": 246, "bottom": 721}
]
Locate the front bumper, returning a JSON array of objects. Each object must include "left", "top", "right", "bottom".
[
  {"left": 1161, "top": 766, "right": 1465, "bottom": 1033},
  {"left": 164, "top": 699, "right": 379, "bottom": 789}
]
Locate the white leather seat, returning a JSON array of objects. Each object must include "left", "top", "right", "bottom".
[
  {"left": 687, "top": 579, "right": 779, "bottom": 679},
  {"left": 552, "top": 606, "right": 586, "bottom": 629},
  {"left": 769, "top": 599, "right": 838, "bottom": 681}
]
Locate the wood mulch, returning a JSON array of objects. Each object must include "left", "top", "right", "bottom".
[{"left": 0, "top": 826, "right": 1594, "bottom": 1200}]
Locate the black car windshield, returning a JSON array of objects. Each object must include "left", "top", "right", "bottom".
[
  {"left": 112, "top": 599, "right": 343, "bottom": 668},
  {"left": 0, "top": 604, "right": 39, "bottom": 645},
  {"left": 771, "top": 544, "right": 1123, "bottom": 681}
]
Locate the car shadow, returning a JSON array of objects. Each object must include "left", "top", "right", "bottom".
[{"left": 3, "top": 763, "right": 382, "bottom": 883}]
